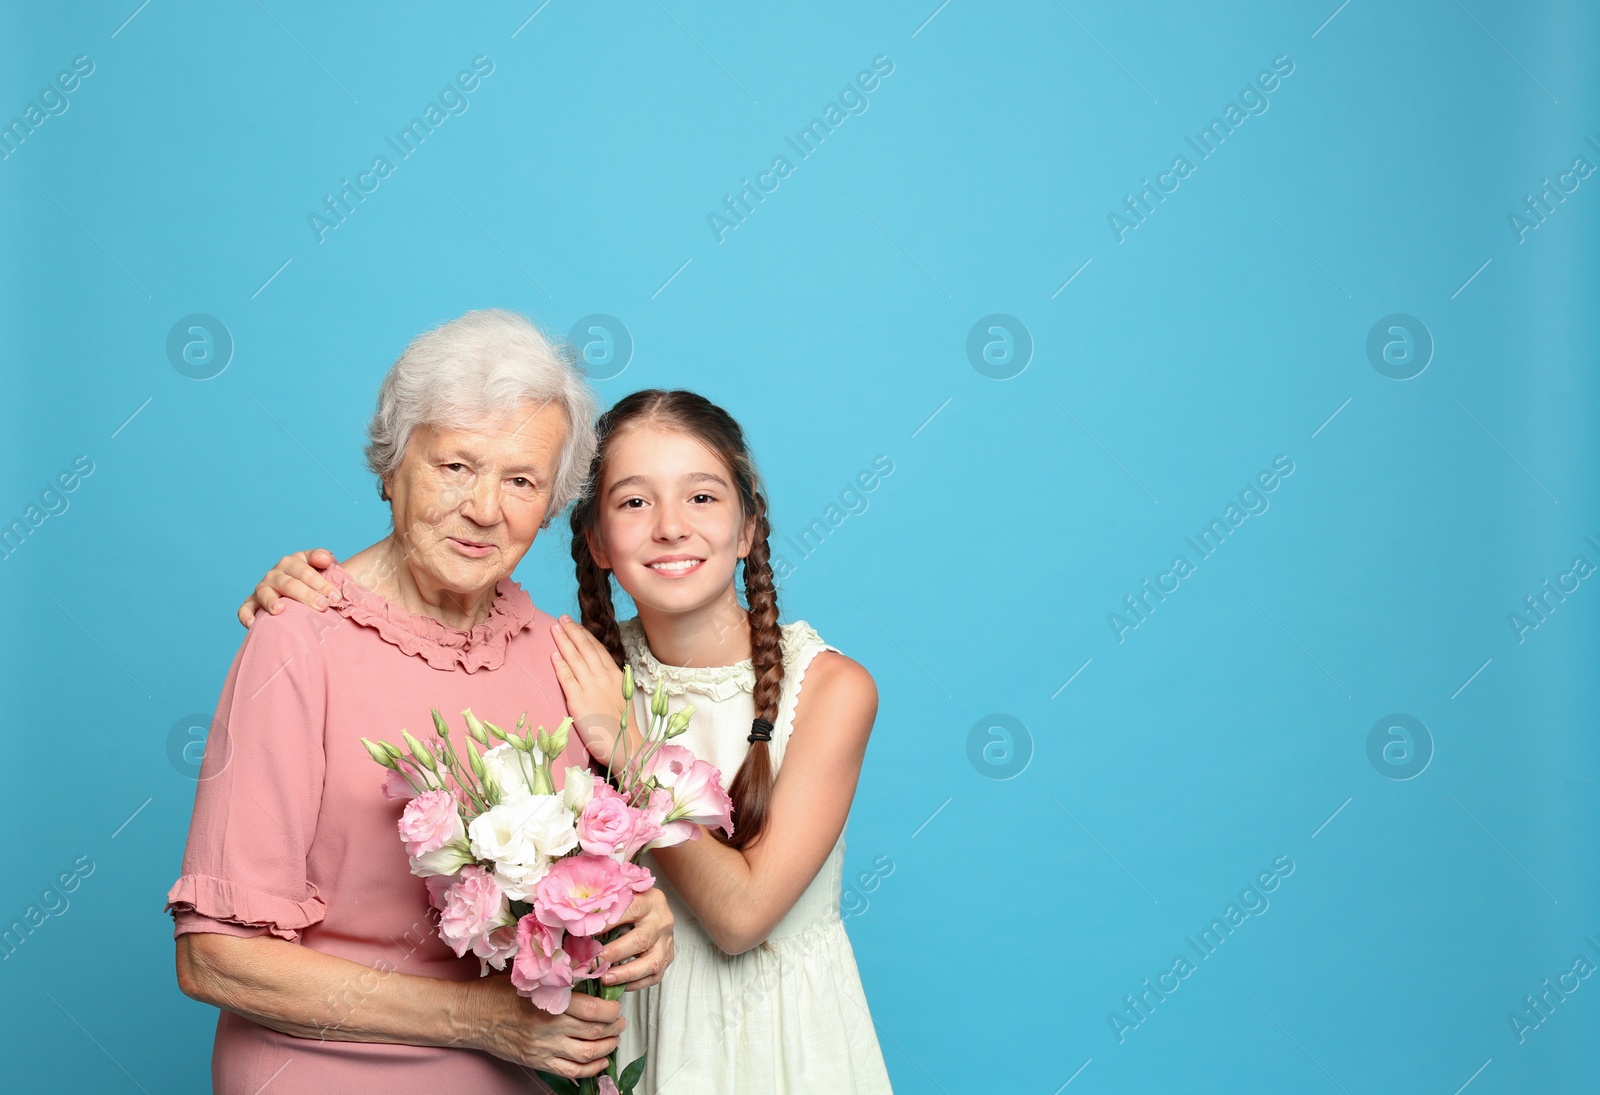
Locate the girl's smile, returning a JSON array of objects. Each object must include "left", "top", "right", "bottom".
[{"left": 645, "top": 554, "right": 706, "bottom": 577}]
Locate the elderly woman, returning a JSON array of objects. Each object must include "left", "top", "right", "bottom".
[{"left": 166, "top": 310, "right": 674, "bottom": 1093}]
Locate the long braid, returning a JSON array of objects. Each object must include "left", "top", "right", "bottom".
[
  {"left": 568, "top": 404, "right": 627, "bottom": 668},
  {"left": 719, "top": 489, "right": 782, "bottom": 851},
  {"left": 569, "top": 515, "right": 625, "bottom": 668}
]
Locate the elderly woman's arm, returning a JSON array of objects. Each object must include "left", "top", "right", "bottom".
[{"left": 176, "top": 932, "right": 622, "bottom": 1079}]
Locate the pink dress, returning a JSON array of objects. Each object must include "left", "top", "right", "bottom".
[{"left": 165, "top": 562, "right": 590, "bottom": 1094}]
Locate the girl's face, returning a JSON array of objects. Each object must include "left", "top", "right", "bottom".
[{"left": 589, "top": 424, "right": 755, "bottom": 616}]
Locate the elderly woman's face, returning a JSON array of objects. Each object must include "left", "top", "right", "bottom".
[{"left": 383, "top": 400, "right": 569, "bottom": 596}]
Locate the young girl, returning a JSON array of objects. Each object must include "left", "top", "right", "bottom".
[{"left": 240, "top": 390, "right": 895, "bottom": 1094}]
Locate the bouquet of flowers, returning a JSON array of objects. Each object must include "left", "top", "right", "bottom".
[{"left": 361, "top": 666, "right": 733, "bottom": 1095}]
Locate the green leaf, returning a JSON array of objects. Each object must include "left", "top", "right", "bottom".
[
  {"left": 534, "top": 1071, "right": 580, "bottom": 1095},
  {"left": 619, "top": 1053, "right": 647, "bottom": 1092}
]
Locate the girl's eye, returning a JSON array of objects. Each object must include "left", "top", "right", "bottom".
[
  {"left": 691, "top": 493, "right": 715, "bottom": 504},
  {"left": 620, "top": 498, "right": 646, "bottom": 509}
]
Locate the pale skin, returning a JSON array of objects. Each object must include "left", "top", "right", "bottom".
[
  {"left": 188, "top": 402, "right": 676, "bottom": 1080},
  {"left": 241, "top": 424, "right": 880, "bottom": 959},
  {"left": 175, "top": 933, "right": 625, "bottom": 1078}
]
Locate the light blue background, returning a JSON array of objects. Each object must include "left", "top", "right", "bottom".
[{"left": 2, "top": 2, "right": 1597, "bottom": 1092}]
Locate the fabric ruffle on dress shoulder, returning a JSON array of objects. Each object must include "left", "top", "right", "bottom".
[
  {"left": 324, "top": 562, "right": 540, "bottom": 673},
  {"left": 618, "top": 617, "right": 827, "bottom": 701}
]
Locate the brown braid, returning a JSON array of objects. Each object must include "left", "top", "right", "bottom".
[
  {"left": 568, "top": 403, "right": 627, "bottom": 667},
  {"left": 569, "top": 525, "right": 626, "bottom": 668},
  {"left": 724, "top": 488, "right": 783, "bottom": 849},
  {"left": 568, "top": 389, "right": 785, "bottom": 850}
]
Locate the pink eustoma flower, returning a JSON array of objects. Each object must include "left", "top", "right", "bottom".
[
  {"left": 533, "top": 854, "right": 640, "bottom": 936},
  {"left": 510, "top": 914, "right": 574, "bottom": 1012},
  {"left": 397, "top": 789, "right": 464, "bottom": 857},
  {"left": 620, "top": 804, "right": 664, "bottom": 860},
  {"left": 564, "top": 932, "right": 611, "bottom": 982},
  {"left": 577, "top": 792, "right": 636, "bottom": 858},
  {"left": 636, "top": 745, "right": 734, "bottom": 837},
  {"left": 669, "top": 756, "right": 734, "bottom": 836},
  {"left": 437, "top": 866, "right": 510, "bottom": 960},
  {"left": 380, "top": 768, "right": 418, "bottom": 802}
]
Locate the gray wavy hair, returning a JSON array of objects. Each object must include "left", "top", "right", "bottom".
[{"left": 363, "top": 309, "right": 600, "bottom": 523}]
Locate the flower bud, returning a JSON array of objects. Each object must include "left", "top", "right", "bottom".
[
  {"left": 401, "top": 729, "right": 438, "bottom": 771},
  {"left": 430, "top": 709, "right": 450, "bottom": 739},
  {"left": 528, "top": 748, "right": 554, "bottom": 795},
  {"left": 665, "top": 708, "right": 694, "bottom": 738},
  {"left": 361, "top": 738, "right": 397, "bottom": 768},
  {"left": 462, "top": 708, "right": 489, "bottom": 745},
  {"left": 622, "top": 664, "right": 635, "bottom": 700},
  {"left": 546, "top": 716, "right": 572, "bottom": 756},
  {"left": 466, "top": 740, "right": 486, "bottom": 780},
  {"left": 651, "top": 677, "right": 669, "bottom": 719}
]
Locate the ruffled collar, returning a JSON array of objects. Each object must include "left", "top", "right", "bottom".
[
  {"left": 618, "top": 617, "right": 757, "bottom": 703},
  {"left": 326, "top": 562, "right": 539, "bottom": 673}
]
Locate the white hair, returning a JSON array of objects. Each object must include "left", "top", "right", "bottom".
[{"left": 364, "top": 309, "right": 600, "bottom": 521}]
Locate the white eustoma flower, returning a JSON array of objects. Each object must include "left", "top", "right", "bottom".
[
  {"left": 480, "top": 743, "right": 533, "bottom": 803},
  {"left": 562, "top": 767, "right": 596, "bottom": 814},
  {"left": 466, "top": 796, "right": 578, "bottom": 901},
  {"left": 409, "top": 841, "right": 475, "bottom": 878}
]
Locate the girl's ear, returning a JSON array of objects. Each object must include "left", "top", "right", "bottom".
[
  {"left": 737, "top": 509, "right": 756, "bottom": 560},
  {"left": 586, "top": 524, "right": 611, "bottom": 570}
]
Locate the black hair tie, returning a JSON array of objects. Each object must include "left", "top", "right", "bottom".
[{"left": 748, "top": 718, "right": 774, "bottom": 744}]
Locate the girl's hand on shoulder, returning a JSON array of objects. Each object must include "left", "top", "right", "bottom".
[
  {"left": 550, "top": 615, "right": 628, "bottom": 768},
  {"left": 238, "top": 548, "right": 340, "bottom": 627}
]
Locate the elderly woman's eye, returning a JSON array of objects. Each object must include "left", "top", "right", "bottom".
[{"left": 510, "top": 477, "right": 531, "bottom": 488}]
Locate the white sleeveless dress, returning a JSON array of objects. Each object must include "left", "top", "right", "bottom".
[{"left": 613, "top": 616, "right": 894, "bottom": 1094}]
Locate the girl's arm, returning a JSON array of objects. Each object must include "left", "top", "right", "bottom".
[
  {"left": 646, "top": 653, "right": 877, "bottom": 955},
  {"left": 550, "top": 618, "right": 878, "bottom": 957}
]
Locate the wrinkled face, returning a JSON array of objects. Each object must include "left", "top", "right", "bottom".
[
  {"left": 384, "top": 400, "right": 569, "bottom": 597},
  {"left": 588, "top": 425, "right": 754, "bottom": 615}
]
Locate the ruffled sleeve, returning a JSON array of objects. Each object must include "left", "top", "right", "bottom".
[{"left": 165, "top": 605, "right": 330, "bottom": 942}]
